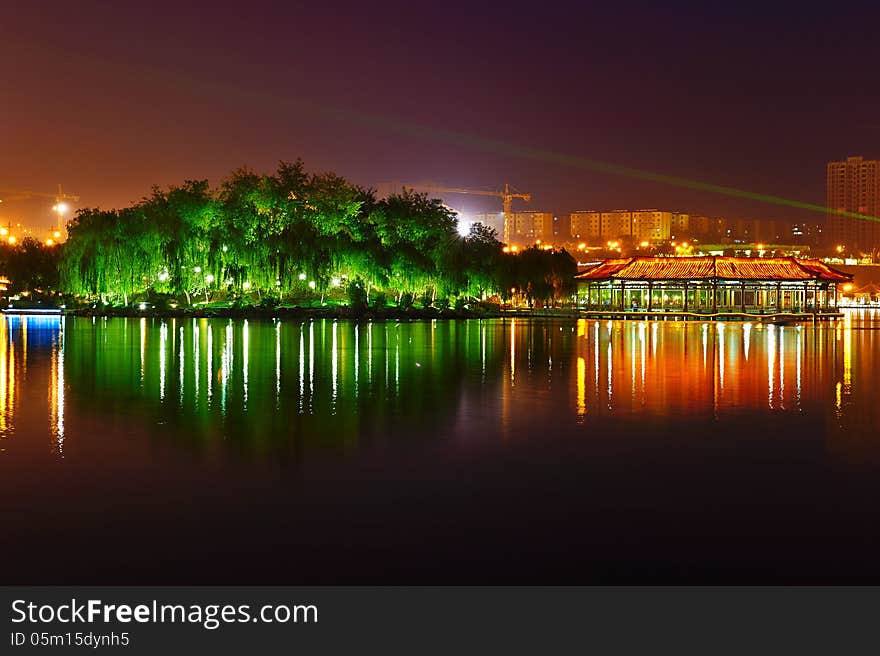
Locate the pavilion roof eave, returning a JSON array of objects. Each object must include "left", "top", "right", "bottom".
[
  {"left": 582, "top": 277, "right": 830, "bottom": 283},
  {"left": 574, "top": 256, "right": 854, "bottom": 284}
]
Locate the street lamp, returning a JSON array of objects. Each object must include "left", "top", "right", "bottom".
[{"left": 203, "top": 274, "right": 214, "bottom": 303}]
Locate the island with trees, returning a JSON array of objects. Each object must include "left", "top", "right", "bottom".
[{"left": 2, "top": 161, "right": 577, "bottom": 318}]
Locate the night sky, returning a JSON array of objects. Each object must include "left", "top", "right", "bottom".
[{"left": 3, "top": 1, "right": 879, "bottom": 231}]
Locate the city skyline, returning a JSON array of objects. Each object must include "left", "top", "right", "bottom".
[{"left": 3, "top": 2, "right": 879, "bottom": 231}]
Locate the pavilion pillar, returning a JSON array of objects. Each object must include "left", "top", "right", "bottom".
[
  {"left": 712, "top": 280, "right": 717, "bottom": 314},
  {"left": 620, "top": 281, "right": 626, "bottom": 311},
  {"left": 683, "top": 282, "right": 689, "bottom": 312},
  {"left": 776, "top": 282, "right": 782, "bottom": 312},
  {"left": 740, "top": 281, "right": 746, "bottom": 313},
  {"left": 648, "top": 282, "right": 653, "bottom": 312}
]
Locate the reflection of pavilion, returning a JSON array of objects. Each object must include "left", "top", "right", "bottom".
[
  {"left": 575, "top": 256, "right": 852, "bottom": 319},
  {"left": 572, "top": 319, "right": 840, "bottom": 419}
]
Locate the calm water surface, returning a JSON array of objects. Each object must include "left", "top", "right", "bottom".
[{"left": 1, "top": 311, "right": 879, "bottom": 582}]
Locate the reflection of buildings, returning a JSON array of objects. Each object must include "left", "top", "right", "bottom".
[
  {"left": 2, "top": 310, "right": 876, "bottom": 467},
  {"left": 0, "top": 315, "right": 65, "bottom": 453},
  {"left": 572, "top": 319, "right": 822, "bottom": 418},
  {"left": 49, "top": 326, "right": 65, "bottom": 452},
  {"left": 0, "top": 319, "right": 14, "bottom": 436}
]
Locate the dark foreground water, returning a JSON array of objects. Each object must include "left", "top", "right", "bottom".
[{"left": 1, "top": 311, "right": 879, "bottom": 583}]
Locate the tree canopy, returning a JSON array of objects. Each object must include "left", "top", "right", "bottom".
[{"left": 57, "top": 160, "right": 576, "bottom": 308}]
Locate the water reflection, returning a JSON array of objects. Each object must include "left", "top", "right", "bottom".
[
  {"left": 0, "top": 315, "right": 65, "bottom": 453},
  {"left": 0, "top": 311, "right": 878, "bottom": 460}
]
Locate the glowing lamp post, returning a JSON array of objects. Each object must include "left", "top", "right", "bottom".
[{"left": 204, "top": 273, "right": 214, "bottom": 302}]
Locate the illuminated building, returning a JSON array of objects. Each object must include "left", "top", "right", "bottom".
[
  {"left": 570, "top": 210, "right": 687, "bottom": 243},
  {"left": 570, "top": 210, "right": 601, "bottom": 240},
  {"left": 826, "top": 156, "right": 880, "bottom": 252},
  {"left": 690, "top": 215, "right": 726, "bottom": 240},
  {"left": 670, "top": 212, "right": 689, "bottom": 238},
  {"left": 471, "top": 212, "right": 504, "bottom": 236},
  {"left": 504, "top": 211, "right": 553, "bottom": 245},
  {"left": 574, "top": 256, "right": 852, "bottom": 315}
]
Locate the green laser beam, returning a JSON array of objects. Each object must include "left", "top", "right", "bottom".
[{"left": 327, "top": 107, "right": 880, "bottom": 224}]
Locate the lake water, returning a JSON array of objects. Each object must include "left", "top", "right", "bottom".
[{"left": 1, "top": 311, "right": 879, "bottom": 583}]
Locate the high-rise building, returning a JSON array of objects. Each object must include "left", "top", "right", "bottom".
[
  {"left": 630, "top": 210, "right": 673, "bottom": 242},
  {"left": 826, "top": 156, "right": 880, "bottom": 252},
  {"left": 570, "top": 211, "right": 601, "bottom": 241},
  {"left": 570, "top": 209, "right": 681, "bottom": 243},
  {"left": 471, "top": 212, "right": 504, "bottom": 237},
  {"left": 505, "top": 211, "right": 553, "bottom": 245},
  {"left": 670, "top": 212, "right": 689, "bottom": 239},
  {"left": 690, "top": 215, "right": 726, "bottom": 241}
]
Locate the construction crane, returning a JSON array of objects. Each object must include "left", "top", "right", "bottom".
[
  {"left": 383, "top": 182, "right": 530, "bottom": 243},
  {"left": 0, "top": 184, "right": 80, "bottom": 232}
]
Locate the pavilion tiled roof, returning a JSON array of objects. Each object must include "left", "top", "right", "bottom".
[
  {"left": 793, "top": 260, "right": 852, "bottom": 282},
  {"left": 575, "top": 256, "right": 853, "bottom": 283}
]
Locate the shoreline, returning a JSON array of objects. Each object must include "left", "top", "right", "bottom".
[
  {"left": 11, "top": 305, "right": 853, "bottom": 322},
  {"left": 55, "top": 308, "right": 848, "bottom": 323},
  {"left": 60, "top": 306, "right": 515, "bottom": 321}
]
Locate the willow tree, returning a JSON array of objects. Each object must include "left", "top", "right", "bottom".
[
  {"left": 61, "top": 207, "right": 157, "bottom": 304},
  {"left": 460, "top": 222, "right": 502, "bottom": 299},
  {"left": 374, "top": 190, "right": 458, "bottom": 302},
  {"left": 58, "top": 160, "right": 503, "bottom": 308},
  {"left": 140, "top": 180, "right": 216, "bottom": 303}
]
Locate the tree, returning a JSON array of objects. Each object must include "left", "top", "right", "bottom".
[{"left": 57, "top": 161, "right": 556, "bottom": 310}]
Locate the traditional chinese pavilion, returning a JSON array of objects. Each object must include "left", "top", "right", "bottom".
[{"left": 574, "top": 256, "right": 852, "bottom": 316}]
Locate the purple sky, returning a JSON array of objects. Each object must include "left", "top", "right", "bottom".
[{"left": 3, "top": 1, "right": 879, "bottom": 233}]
